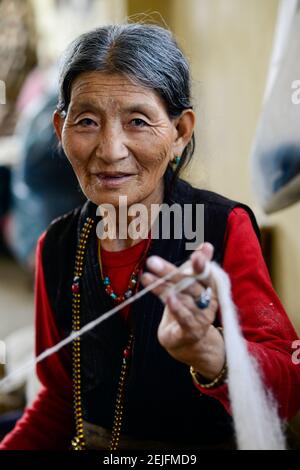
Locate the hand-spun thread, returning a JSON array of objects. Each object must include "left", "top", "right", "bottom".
[{"left": 0, "top": 259, "right": 286, "bottom": 449}]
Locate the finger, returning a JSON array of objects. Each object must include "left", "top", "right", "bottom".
[
  {"left": 166, "top": 293, "right": 201, "bottom": 333},
  {"left": 139, "top": 271, "right": 173, "bottom": 300},
  {"left": 142, "top": 263, "right": 206, "bottom": 304},
  {"left": 146, "top": 256, "right": 209, "bottom": 302},
  {"left": 146, "top": 256, "right": 184, "bottom": 285},
  {"left": 177, "top": 291, "right": 218, "bottom": 326},
  {"left": 159, "top": 294, "right": 211, "bottom": 348},
  {"left": 190, "top": 251, "right": 217, "bottom": 291}
]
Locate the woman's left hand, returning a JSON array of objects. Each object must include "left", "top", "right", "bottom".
[{"left": 140, "top": 242, "right": 226, "bottom": 381}]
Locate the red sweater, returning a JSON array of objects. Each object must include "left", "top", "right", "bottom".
[{"left": 1, "top": 207, "right": 300, "bottom": 450}]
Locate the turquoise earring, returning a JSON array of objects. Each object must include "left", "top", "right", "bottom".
[{"left": 174, "top": 156, "right": 181, "bottom": 166}]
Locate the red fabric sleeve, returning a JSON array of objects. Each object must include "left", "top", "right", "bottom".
[
  {"left": 0, "top": 233, "right": 74, "bottom": 450},
  {"left": 194, "top": 207, "right": 300, "bottom": 420},
  {"left": 0, "top": 233, "right": 148, "bottom": 449},
  {"left": 2, "top": 207, "right": 300, "bottom": 449}
]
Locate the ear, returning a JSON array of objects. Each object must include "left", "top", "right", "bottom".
[
  {"left": 53, "top": 110, "right": 65, "bottom": 143},
  {"left": 171, "top": 109, "right": 196, "bottom": 158}
]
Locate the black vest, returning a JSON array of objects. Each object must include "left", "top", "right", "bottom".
[{"left": 42, "top": 169, "right": 260, "bottom": 445}]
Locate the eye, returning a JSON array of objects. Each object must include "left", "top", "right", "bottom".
[
  {"left": 77, "top": 118, "right": 98, "bottom": 127},
  {"left": 130, "top": 118, "right": 148, "bottom": 127}
]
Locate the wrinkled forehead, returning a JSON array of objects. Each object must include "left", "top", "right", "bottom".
[{"left": 69, "top": 71, "right": 166, "bottom": 114}]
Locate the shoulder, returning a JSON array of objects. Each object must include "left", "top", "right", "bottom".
[
  {"left": 43, "top": 204, "right": 83, "bottom": 243},
  {"left": 41, "top": 204, "right": 82, "bottom": 274},
  {"left": 170, "top": 174, "right": 238, "bottom": 209},
  {"left": 225, "top": 206, "right": 262, "bottom": 247},
  {"left": 41, "top": 199, "right": 96, "bottom": 252},
  {"left": 172, "top": 175, "right": 256, "bottom": 222},
  {"left": 175, "top": 175, "right": 260, "bottom": 235},
  {"left": 169, "top": 175, "right": 261, "bottom": 264},
  {"left": 227, "top": 206, "right": 257, "bottom": 224},
  {"left": 40, "top": 201, "right": 90, "bottom": 323}
]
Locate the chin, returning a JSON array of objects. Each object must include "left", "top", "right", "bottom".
[{"left": 88, "top": 192, "right": 126, "bottom": 208}]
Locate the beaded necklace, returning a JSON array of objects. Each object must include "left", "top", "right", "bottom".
[
  {"left": 71, "top": 217, "right": 152, "bottom": 450},
  {"left": 98, "top": 235, "right": 152, "bottom": 450},
  {"left": 98, "top": 238, "right": 148, "bottom": 304}
]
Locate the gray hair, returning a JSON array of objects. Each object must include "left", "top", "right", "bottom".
[{"left": 57, "top": 23, "right": 195, "bottom": 178}]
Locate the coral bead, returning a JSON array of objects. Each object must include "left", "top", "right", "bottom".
[
  {"left": 72, "top": 283, "right": 80, "bottom": 294},
  {"left": 123, "top": 348, "right": 131, "bottom": 359}
]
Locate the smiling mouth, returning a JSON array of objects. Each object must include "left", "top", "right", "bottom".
[
  {"left": 94, "top": 172, "right": 135, "bottom": 187},
  {"left": 96, "top": 172, "right": 134, "bottom": 179}
]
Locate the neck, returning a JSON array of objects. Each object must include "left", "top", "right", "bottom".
[{"left": 100, "top": 179, "right": 164, "bottom": 252}]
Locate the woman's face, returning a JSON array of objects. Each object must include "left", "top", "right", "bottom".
[{"left": 54, "top": 71, "right": 194, "bottom": 208}]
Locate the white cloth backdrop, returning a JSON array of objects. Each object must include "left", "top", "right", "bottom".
[{"left": 251, "top": 0, "right": 300, "bottom": 213}]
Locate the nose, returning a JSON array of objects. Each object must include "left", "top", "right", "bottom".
[{"left": 95, "top": 122, "right": 129, "bottom": 164}]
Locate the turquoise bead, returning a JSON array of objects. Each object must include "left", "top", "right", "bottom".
[{"left": 111, "top": 293, "right": 117, "bottom": 299}]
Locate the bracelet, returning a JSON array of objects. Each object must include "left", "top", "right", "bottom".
[{"left": 190, "top": 326, "right": 227, "bottom": 389}]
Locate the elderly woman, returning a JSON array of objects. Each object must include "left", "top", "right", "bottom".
[{"left": 1, "top": 23, "right": 300, "bottom": 451}]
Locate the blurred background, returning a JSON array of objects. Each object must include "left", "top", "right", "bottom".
[{"left": 0, "top": 0, "right": 300, "bottom": 445}]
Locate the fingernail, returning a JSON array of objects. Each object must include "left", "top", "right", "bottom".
[
  {"left": 205, "top": 242, "right": 214, "bottom": 251},
  {"left": 147, "top": 256, "right": 164, "bottom": 271}
]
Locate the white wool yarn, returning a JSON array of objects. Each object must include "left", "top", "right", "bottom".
[{"left": 0, "top": 258, "right": 286, "bottom": 449}]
